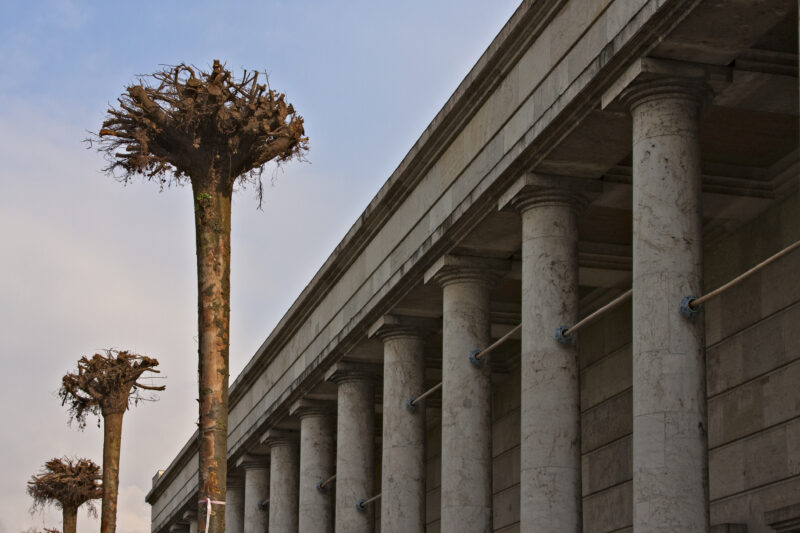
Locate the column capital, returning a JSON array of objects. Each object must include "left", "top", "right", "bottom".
[
  {"left": 423, "top": 254, "right": 510, "bottom": 288},
  {"left": 227, "top": 474, "right": 245, "bottom": 488},
  {"left": 602, "top": 57, "right": 730, "bottom": 112},
  {"left": 182, "top": 510, "right": 197, "bottom": 521},
  {"left": 368, "top": 314, "right": 438, "bottom": 342},
  {"left": 235, "top": 453, "right": 269, "bottom": 470},
  {"left": 289, "top": 398, "right": 333, "bottom": 419},
  {"left": 260, "top": 428, "right": 299, "bottom": 448},
  {"left": 325, "top": 361, "right": 377, "bottom": 385},
  {"left": 498, "top": 173, "right": 600, "bottom": 213}
]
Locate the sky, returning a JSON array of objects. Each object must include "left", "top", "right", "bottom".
[{"left": 0, "top": 1, "right": 521, "bottom": 531}]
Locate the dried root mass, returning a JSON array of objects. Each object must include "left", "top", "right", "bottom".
[
  {"left": 59, "top": 349, "right": 165, "bottom": 426},
  {"left": 94, "top": 59, "right": 308, "bottom": 201},
  {"left": 27, "top": 457, "right": 102, "bottom": 514}
]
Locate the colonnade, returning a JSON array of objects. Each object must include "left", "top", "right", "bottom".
[{"left": 182, "top": 61, "right": 712, "bottom": 533}]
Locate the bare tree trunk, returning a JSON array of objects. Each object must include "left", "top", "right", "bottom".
[
  {"left": 101, "top": 410, "right": 124, "bottom": 533},
  {"left": 62, "top": 506, "right": 78, "bottom": 533},
  {"left": 193, "top": 178, "right": 232, "bottom": 533}
]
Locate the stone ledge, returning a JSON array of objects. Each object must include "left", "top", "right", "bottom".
[{"left": 765, "top": 503, "right": 800, "bottom": 532}]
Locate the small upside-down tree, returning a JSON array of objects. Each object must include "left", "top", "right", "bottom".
[
  {"left": 93, "top": 60, "right": 307, "bottom": 532},
  {"left": 27, "top": 457, "right": 102, "bottom": 533},
  {"left": 59, "top": 350, "right": 164, "bottom": 533}
]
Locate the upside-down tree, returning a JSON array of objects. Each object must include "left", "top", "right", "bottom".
[
  {"left": 27, "top": 457, "right": 102, "bottom": 533},
  {"left": 59, "top": 350, "right": 164, "bottom": 533},
  {"left": 92, "top": 60, "right": 307, "bottom": 532}
]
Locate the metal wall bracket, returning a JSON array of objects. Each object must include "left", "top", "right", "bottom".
[
  {"left": 680, "top": 296, "right": 700, "bottom": 318},
  {"left": 405, "top": 398, "right": 418, "bottom": 412},
  {"left": 468, "top": 349, "right": 484, "bottom": 367},
  {"left": 555, "top": 326, "right": 571, "bottom": 344}
]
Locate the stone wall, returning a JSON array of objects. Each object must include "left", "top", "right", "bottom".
[
  {"left": 580, "top": 298, "right": 633, "bottom": 533},
  {"left": 706, "top": 191, "right": 800, "bottom": 532}
]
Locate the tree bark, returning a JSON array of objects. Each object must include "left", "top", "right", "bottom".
[
  {"left": 193, "top": 177, "right": 233, "bottom": 533},
  {"left": 101, "top": 410, "right": 124, "bottom": 533},
  {"left": 62, "top": 505, "right": 78, "bottom": 533}
]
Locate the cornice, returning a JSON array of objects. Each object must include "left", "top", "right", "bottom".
[
  {"left": 148, "top": 0, "right": 709, "bottom": 513},
  {"left": 226, "top": 0, "right": 569, "bottom": 409}
]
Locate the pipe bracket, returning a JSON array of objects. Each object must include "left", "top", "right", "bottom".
[
  {"left": 405, "top": 398, "right": 418, "bottom": 412},
  {"left": 555, "top": 326, "right": 571, "bottom": 344},
  {"left": 680, "top": 296, "right": 700, "bottom": 318},
  {"left": 468, "top": 349, "right": 484, "bottom": 367}
]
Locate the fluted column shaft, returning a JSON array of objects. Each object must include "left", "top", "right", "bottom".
[
  {"left": 292, "top": 401, "right": 335, "bottom": 533},
  {"left": 326, "top": 363, "right": 376, "bottom": 533},
  {"left": 625, "top": 78, "right": 709, "bottom": 531}
]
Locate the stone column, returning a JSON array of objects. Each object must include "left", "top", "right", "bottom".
[
  {"left": 325, "top": 363, "right": 377, "bottom": 533},
  {"left": 290, "top": 400, "right": 335, "bottom": 533},
  {"left": 499, "top": 175, "right": 594, "bottom": 532},
  {"left": 424, "top": 255, "right": 506, "bottom": 533},
  {"left": 262, "top": 429, "right": 300, "bottom": 533},
  {"left": 182, "top": 512, "right": 198, "bottom": 533},
  {"left": 369, "top": 316, "right": 430, "bottom": 533},
  {"left": 619, "top": 72, "right": 709, "bottom": 531},
  {"left": 225, "top": 477, "right": 245, "bottom": 533},
  {"left": 239, "top": 456, "right": 269, "bottom": 533}
]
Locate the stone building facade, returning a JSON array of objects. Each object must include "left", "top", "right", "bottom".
[{"left": 146, "top": 0, "right": 800, "bottom": 531}]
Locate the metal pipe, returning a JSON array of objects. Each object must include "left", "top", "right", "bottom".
[
  {"left": 473, "top": 323, "right": 521, "bottom": 361},
  {"left": 409, "top": 382, "right": 442, "bottom": 408},
  {"left": 689, "top": 239, "right": 800, "bottom": 309},
  {"left": 316, "top": 473, "right": 336, "bottom": 492},
  {"left": 558, "top": 289, "right": 633, "bottom": 342},
  {"left": 356, "top": 492, "right": 382, "bottom": 511}
]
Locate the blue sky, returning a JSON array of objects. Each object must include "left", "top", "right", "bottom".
[{"left": 0, "top": 2, "right": 520, "bottom": 530}]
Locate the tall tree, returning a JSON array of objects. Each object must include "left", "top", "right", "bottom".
[
  {"left": 27, "top": 457, "right": 102, "bottom": 533},
  {"left": 92, "top": 60, "right": 307, "bottom": 532},
  {"left": 59, "top": 350, "right": 164, "bottom": 533}
]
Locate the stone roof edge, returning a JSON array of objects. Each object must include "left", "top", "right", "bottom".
[
  {"left": 229, "top": 0, "right": 557, "bottom": 406},
  {"left": 147, "top": 0, "right": 558, "bottom": 505}
]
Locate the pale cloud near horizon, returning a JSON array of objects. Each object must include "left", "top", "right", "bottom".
[{"left": 0, "top": 2, "right": 520, "bottom": 530}]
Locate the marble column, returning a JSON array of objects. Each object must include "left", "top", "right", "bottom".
[
  {"left": 369, "top": 316, "right": 430, "bottom": 533},
  {"left": 290, "top": 400, "right": 335, "bottom": 533},
  {"left": 240, "top": 456, "right": 269, "bottom": 533},
  {"left": 325, "top": 363, "right": 377, "bottom": 533},
  {"left": 262, "top": 429, "right": 300, "bottom": 533},
  {"left": 225, "top": 477, "right": 245, "bottom": 533},
  {"left": 499, "top": 174, "right": 593, "bottom": 532},
  {"left": 424, "top": 255, "right": 505, "bottom": 533},
  {"left": 620, "top": 73, "right": 709, "bottom": 531}
]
